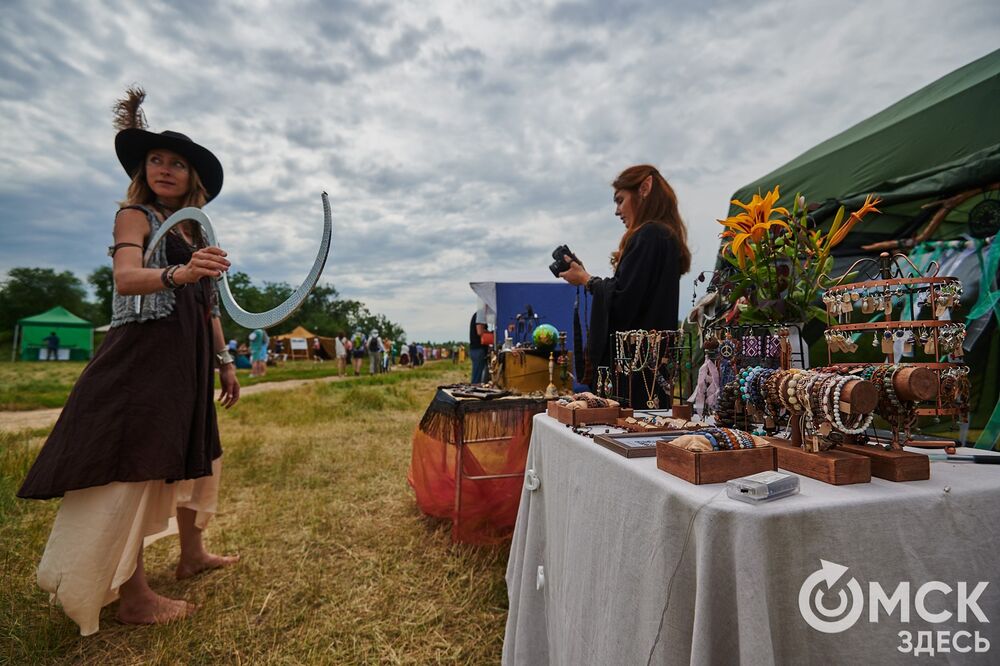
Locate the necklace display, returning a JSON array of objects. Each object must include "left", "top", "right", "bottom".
[{"left": 612, "top": 329, "right": 681, "bottom": 409}]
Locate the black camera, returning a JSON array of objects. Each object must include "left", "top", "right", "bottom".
[{"left": 549, "top": 245, "right": 582, "bottom": 277}]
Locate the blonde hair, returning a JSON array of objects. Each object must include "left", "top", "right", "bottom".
[{"left": 118, "top": 154, "right": 209, "bottom": 209}]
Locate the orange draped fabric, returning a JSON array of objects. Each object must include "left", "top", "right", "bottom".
[{"left": 408, "top": 389, "right": 545, "bottom": 544}]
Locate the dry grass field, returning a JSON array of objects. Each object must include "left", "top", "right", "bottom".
[{"left": 1, "top": 361, "right": 510, "bottom": 665}]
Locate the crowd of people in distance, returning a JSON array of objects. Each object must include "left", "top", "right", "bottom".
[{"left": 223, "top": 328, "right": 464, "bottom": 379}]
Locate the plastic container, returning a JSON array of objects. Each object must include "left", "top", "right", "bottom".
[{"left": 726, "top": 471, "right": 800, "bottom": 504}]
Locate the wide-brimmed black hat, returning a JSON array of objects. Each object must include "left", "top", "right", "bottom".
[{"left": 115, "top": 128, "right": 224, "bottom": 202}]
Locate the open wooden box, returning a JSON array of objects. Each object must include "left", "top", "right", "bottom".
[
  {"left": 656, "top": 440, "right": 777, "bottom": 485},
  {"left": 547, "top": 400, "right": 622, "bottom": 426}
]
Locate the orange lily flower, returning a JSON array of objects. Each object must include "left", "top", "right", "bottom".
[
  {"left": 826, "top": 194, "right": 882, "bottom": 249},
  {"left": 719, "top": 186, "right": 791, "bottom": 267}
]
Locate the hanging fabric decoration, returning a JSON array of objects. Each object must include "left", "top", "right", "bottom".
[{"left": 688, "top": 354, "right": 721, "bottom": 416}]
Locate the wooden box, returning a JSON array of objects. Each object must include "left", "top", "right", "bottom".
[
  {"left": 547, "top": 400, "right": 620, "bottom": 426},
  {"left": 656, "top": 440, "right": 778, "bottom": 485}
]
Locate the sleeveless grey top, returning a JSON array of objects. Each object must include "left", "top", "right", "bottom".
[{"left": 109, "top": 205, "right": 220, "bottom": 327}]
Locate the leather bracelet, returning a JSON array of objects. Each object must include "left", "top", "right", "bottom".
[
  {"left": 215, "top": 348, "right": 235, "bottom": 366},
  {"left": 161, "top": 264, "right": 185, "bottom": 291},
  {"left": 585, "top": 276, "right": 600, "bottom": 293}
]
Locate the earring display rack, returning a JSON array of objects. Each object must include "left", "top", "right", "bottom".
[
  {"left": 608, "top": 329, "right": 692, "bottom": 412},
  {"left": 822, "top": 252, "right": 969, "bottom": 451}
]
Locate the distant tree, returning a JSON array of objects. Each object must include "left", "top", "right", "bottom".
[
  {"left": 0, "top": 267, "right": 90, "bottom": 331},
  {"left": 94, "top": 267, "right": 409, "bottom": 345},
  {"left": 86, "top": 266, "right": 115, "bottom": 325}
]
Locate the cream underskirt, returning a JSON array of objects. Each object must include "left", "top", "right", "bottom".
[{"left": 36, "top": 458, "right": 222, "bottom": 636}]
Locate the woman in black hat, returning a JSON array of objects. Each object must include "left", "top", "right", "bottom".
[{"left": 18, "top": 88, "right": 239, "bottom": 634}]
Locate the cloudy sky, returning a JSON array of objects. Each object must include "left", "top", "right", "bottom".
[{"left": 1, "top": 0, "right": 997, "bottom": 341}]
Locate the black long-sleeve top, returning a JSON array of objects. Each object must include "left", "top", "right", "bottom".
[{"left": 586, "top": 222, "right": 681, "bottom": 386}]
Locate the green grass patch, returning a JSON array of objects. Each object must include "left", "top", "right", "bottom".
[
  {"left": 0, "top": 358, "right": 463, "bottom": 411},
  {"left": 1, "top": 362, "right": 510, "bottom": 664},
  {"left": 0, "top": 361, "right": 90, "bottom": 410}
]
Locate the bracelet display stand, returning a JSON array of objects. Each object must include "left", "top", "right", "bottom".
[
  {"left": 823, "top": 252, "right": 968, "bottom": 455},
  {"left": 765, "top": 378, "right": 876, "bottom": 485}
]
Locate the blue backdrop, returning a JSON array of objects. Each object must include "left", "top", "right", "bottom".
[{"left": 470, "top": 282, "right": 592, "bottom": 389}]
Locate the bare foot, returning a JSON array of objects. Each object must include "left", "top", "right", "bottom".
[
  {"left": 176, "top": 552, "right": 240, "bottom": 580},
  {"left": 117, "top": 593, "right": 196, "bottom": 625}
]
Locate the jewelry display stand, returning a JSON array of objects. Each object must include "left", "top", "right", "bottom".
[
  {"left": 823, "top": 252, "right": 967, "bottom": 455},
  {"left": 700, "top": 323, "right": 806, "bottom": 425},
  {"left": 764, "top": 378, "right": 877, "bottom": 485},
  {"left": 609, "top": 329, "right": 692, "bottom": 412}
]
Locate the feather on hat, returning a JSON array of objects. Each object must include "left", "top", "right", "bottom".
[{"left": 113, "top": 86, "right": 224, "bottom": 202}]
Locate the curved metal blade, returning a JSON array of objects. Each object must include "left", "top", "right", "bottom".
[{"left": 140, "top": 192, "right": 333, "bottom": 329}]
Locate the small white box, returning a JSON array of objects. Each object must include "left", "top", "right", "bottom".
[{"left": 726, "top": 471, "right": 799, "bottom": 504}]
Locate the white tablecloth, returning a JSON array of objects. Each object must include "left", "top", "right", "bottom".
[{"left": 503, "top": 414, "right": 1000, "bottom": 665}]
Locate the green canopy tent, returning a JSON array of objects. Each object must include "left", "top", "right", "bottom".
[
  {"left": 724, "top": 49, "right": 1000, "bottom": 448},
  {"left": 14, "top": 306, "right": 94, "bottom": 361}
]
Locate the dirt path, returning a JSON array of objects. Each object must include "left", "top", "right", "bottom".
[{"left": 0, "top": 372, "right": 360, "bottom": 433}]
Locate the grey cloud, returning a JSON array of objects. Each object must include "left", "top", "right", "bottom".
[
  {"left": 255, "top": 48, "right": 352, "bottom": 85},
  {"left": 3, "top": 1, "right": 1000, "bottom": 341},
  {"left": 352, "top": 18, "right": 443, "bottom": 70}
]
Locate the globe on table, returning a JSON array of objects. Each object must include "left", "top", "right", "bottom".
[{"left": 532, "top": 324, "right": 560, "bottom": 350}]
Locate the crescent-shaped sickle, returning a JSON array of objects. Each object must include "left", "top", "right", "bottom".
[{"left": 137, "top": 192, "right": 333, "bottom": 329}]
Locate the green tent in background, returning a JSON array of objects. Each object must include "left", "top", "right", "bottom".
[
  {"left": 14, "top": 306, "right": 94, "bottom": 361},
  {"left": 725, "top": 48, "right": 1000, "bottom": 448}
]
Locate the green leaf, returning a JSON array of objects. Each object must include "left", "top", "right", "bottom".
[
  {"left": 827, "top": 206, "right": 846, "bottom": 241},
  {"left": 806, "top": 305, "right": 830, "bottom": 324}
]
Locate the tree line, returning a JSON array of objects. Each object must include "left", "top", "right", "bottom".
[{"left": 0, "top": 267, "right": 406, "bottom": 344}]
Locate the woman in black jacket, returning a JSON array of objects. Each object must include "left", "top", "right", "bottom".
[{"left": 559, "top": 164, "right": 692, "bottom": 406}]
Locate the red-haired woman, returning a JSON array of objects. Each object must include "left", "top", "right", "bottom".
[{"left": 559, "top": 164, "right": 692, "bottom": 406}]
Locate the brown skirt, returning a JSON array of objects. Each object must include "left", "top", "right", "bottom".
[{"left": 18, "top": 280, "right": 222, "bottom": 500}]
